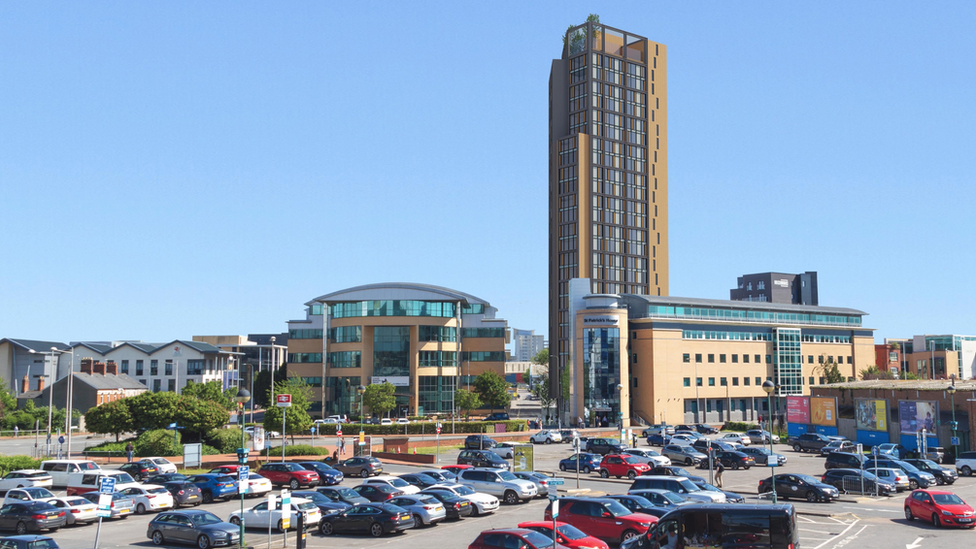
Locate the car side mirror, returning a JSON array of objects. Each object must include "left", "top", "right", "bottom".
[{"left": 603, "top": 511, "right": 612, "bottom": 518}]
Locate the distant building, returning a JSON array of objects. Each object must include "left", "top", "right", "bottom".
[
  {"left": 17, "top": 359, "right": 147, "bottom": 414},
  {"left": 888, "top": 335, "right": 976, "bottom": 380},
  {"left": 510, "top": 329, "right": 546, "bottom": 362},
  {"left": 730, "top": 272, "right": 818, "bottom": 305},
  {"left": 875, "top": 342, "right": 903, "bottom": 373},
  {"left": 192, "top": 334, "right": 287, "bottom": 391}
]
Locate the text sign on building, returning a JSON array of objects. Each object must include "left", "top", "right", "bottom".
[
  {"left": 276, "top": 394, "right": 292, "bottom": 407},
  {"left": 582, "top": 316, "right": 618, "bottom": 326},
  {"left": 370, "top": 376, "right": 409, "bottom": 387}
]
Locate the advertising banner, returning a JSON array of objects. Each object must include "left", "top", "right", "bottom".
[
  {"left": 810, "top": 397, "right": 837, "bottom": 427},
  {"left": 786, "top": 396, "right": 810, "bottom": 424},
  {"left": 899, "top": 400, "right": 938, "bottom": 434},
  {"left": 855, "top": 399, "right": 888, "bottom": 431}
]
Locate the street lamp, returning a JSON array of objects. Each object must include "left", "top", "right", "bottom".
[
  {"left": 235, "top": 388, "right": 251, "bottom": 546},
  {"left": 357, "top": 385, "right": 366, "bottom": 456},
  {"left": 29, "top": 347, "right": 60, "bottom": 457},
  {"left": 948, "top": 376, "right": 958, "bottom": 461},
  {"left": 762, "top": 380, "right": 777, "bottom": 503}
]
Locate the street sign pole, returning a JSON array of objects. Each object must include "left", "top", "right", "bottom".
[
  {"left": 549, "top": 494, "right": 559, "bottom": 547},
  {"left": 93, "top": 476, "right": 116, "bottom": 549},
  {"left": 238, "top": 465, "right": 249, "bottom": 546},
  {"left": 277, "top": 394, "right": 292, "bottom": 463}
]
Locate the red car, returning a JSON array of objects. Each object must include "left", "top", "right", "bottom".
[
  {"left": 469, "top": 528, "right": 570, "bottom": 549},
  {"left": 257, "top": 463, "right": 320, "bottom": 489},
  {"left": 544, "top": 497, "right": 657, "bottom": 545},
  {"left": 518, "top": 521, "right": 610, "bottom": 549},
  {"left": 442, "top": 464, "right": 472, "bottom": 477},
  {"left": 905, "top": 489, "right": 976, "bottom": 528},
  {"left": 599, "top": 455, "right": 652, "bottom": 480}
]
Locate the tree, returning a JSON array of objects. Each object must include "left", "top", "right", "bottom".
[
  {"left": 181, "top": 380, "right": 233, "bottom": 410},
  {"left": 473, "top": 371, "right": 512, "bottom": 413},
  {"left": 0, "top": 378, "right": 16, "bottom": 422},
  {"left": 362, "top": 383, "right": 396, "bottom": 418},
  {"left": 531, "top": 369, "right": 554, "bottom": 415},
  {"left": 816, "top": 355, "right": 846, "bottom": 384},
  {"left": 253, "top": 367, "right": 286, "bottom": 408},
  {"left": 562, "top": 14, "right": 600, "bottom": 46},
  {"left": 860, "top": 365, "right": 896, "bottom": 381},
  {"left": 128, "top": 391, "right": 181, "bottom": 431},
  {"left": 84, "top": 400, "right": 134, "bottom": 442},
  {"left": 263, "top": 377, "right": 314, "bottom": 443},
  {"left": 176, "top": 397, "right": 230, "bottom": 441},
  {"left": 454, "top": 389, "right": 481, "bottom": 418}
]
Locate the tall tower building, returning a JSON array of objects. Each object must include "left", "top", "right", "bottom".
[{"left": 549, "top": 21, "right": 668, "bottom": 419}]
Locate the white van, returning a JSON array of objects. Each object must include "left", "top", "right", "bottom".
[
  {"left": 67, "top": 470, "right": 140, "bottom": 496},
  {"left": 39, "top": 460, "right": 101, "bottom": 487}
]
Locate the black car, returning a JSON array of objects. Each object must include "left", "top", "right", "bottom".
[
  {"left": 146, "top": 509, "right": 240, "bottom": 548},
  {"left": 464, "top": 435, "right": 498, "bottom": 450},
  {"left": 419, "top": 490, "right": 473, "bottom": 520},
  {"left": 706, "top": 451, "right": 755, "bottom": 470},
  {"left": 315, "top": 487, "right": 369, "bottom": 506},
  {"left": 397, "top": 473, "right": 440, "bottom": 489},
  {"left": 161, "top": 481, "right": 203, "bottom": 508},
  {"left": 0, "top": 502, "right": 65, "bottom": 534},
  {"left": 904, "top": 458, "right": 958, "bottom": 485},
  {"left": 691, "top": 480, "right": 746, "bottom": 503},
  {"left": 457, "top": 450, "right": 509, "bottom": 470},
  {"left": 296, "top": 462, "right": 343, "bottom": 485},
  {"left": 587, "top": 438, "right": 626, "bottom": 456},
  {"left": 691, "top": 439, "right": 736, "bottom": 454},
  {"left": 821, "top": 469, "right": 895, "bottom": 496},
  {"left": 604, "top": 494, "right": 672, "bottom": 518},
  {"left": 759, "top": 473, "right": 840, "bottom": 503},
  {"left": 825, "top": 452, "right": 868, "bottom": 470},
  {"left": 484, "top": 413, "right": 510, "bottom": 422},
  {"left": 292, "top": 491, "right": 350, "bottom": 517},
  {"left": 145, "top": 473, "right": 188, "bottom": 485},
  {"left": 351, "top": 484, "right": 402, "bottom": 503},
  {"left": 647, "top": 466, "right": 706, "bottom": 484},
  {"left": 120, "top": 461, "right": 160, "bottom": 482},
  {"left": 318, "top": 503, "right": 415, "bottom": 537},
  {"left": 0, "top": 536, "right": 59, "bottom": 549},
  {"left": 691, "top": 424, "right": 719, "bottom": 435}
]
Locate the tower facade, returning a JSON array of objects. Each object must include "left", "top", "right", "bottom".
[{"left": 549, "top": 22, "right": 668, "bottom": 418}]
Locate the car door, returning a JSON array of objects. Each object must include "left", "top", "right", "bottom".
[
  {"left": 0, "top": 504, "right": 16, "bottom": 529},
  {"left": 172, "top": 514, "right": 196, "bottom": 542}
]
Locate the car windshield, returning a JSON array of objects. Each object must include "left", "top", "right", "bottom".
[
  {"left": 557, "top": 524, "right": 588, "bottom": 540},
  {"left": 915, "top": 460, "right": 939, "bottom": 470},
  {"left": 28, "top": 540, "right": 58, "bottom": 549},
  {"left": 624, "top": 457, "right": 642, "bottom": 464},
  {"left": 298, "top": 492, "right": 327, "bottom": 503},
  {"left": 497, "top": 472, "right": 518, "bottom": 481},
  {"left": 283, "top": 464, "right": 304, "bottom": 472},
  {"left": 698, "top": 483, "right": 720, "bottom": 493},
  {"left": 604, "top": 500, "right": 633, "bottom": 517},
  {"left": 297, "top": 502, "right": 317, "bottom": 511},
  {"left": 894, "top": 461, "right": 920, "bottom": 473},
  {"left": 678, "top": 479, "right": 700, "bottom": 492},
  {"left": 933, "top": 493, "right": 966, "bottom": 505},
  {"left": 660, "top": 491, "right": 686, "bottom": 504},
  {"left": 335, "top": 488, "right": 358, "bottom": 499},
  {"left": 627, "top": 495, "right": 654, "bottom": 507},
  {"left": 521, "top": 531, "right": 555, "bottom": 549},
  {"left": 192, "top": 512, "right": 224, "bottom": 525},
  {"left": 25, "top": 488, "right": 55, "bottom": 498},
  {"left": 110, "top": 473, "right": 135, "bottom": 483},
  {"left": 388, "top": 479, "right": 410, "bottom": 488},
  {"left": 751, "top": 448, "right": 770, "bottom": 455},
  {"left": 455, "top": 486, "right": 475, "bottom": 496}
]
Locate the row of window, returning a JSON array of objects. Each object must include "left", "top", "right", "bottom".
[
  {"left": 118, "top": 359, "right": 211, "bottom": 376},
  {"left": 328, "top": 326, "right": 362, "bottom": 343},
  {"left": 460, "top": 328, "right": 506, "bottom": 338},
  {"left": 289, "top": 353, "right": 323, "bottom": 364},
  {"left": 460, "top": 351, "right": 507, "bottom": 362},
  {"left": 327, "top": 351, "right": 360, "bottom": 368},
  {"left": 289, "top": 329, "right": 323, "bottom": 340},
  {"left": 682, "top": 353, "right": 771, "bottom": 364},
  {"left": 418, "top": 351, "right": 457, "bottom": 368},
  {"left": 418, "top": 326, "right": 457, "bottom": 342},
  {"left": 682, "top": 376, "right": 830, "bottom": 388},
  {"left": 647, "top": 305, "right": 862, "bottom": 327},
  {"left": 682, "top": 330, "right": 772, "bottom": 342},
  {"left": 331, "top": 301, "right": 457, "bottom": 319}
]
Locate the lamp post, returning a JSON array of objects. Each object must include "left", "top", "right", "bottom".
[
  {"left": 235, "top": 388, "right": 251, "bottom": 546},
  {"left": 762, "top": 380, "right": 777, "bottom": 503},
  {"left": 30, "top": 346, "right": 60, "bottom": 457},
  {"left": 948, "top": 376, "right": 957, "bottom": 461},
  {"left": 357, "top": 385, "right": 366, "bottom": 457}
]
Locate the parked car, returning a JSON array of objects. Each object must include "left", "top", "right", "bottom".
[
  {"left": 513, "top": 472, "right": 551, "bottom": 497},
  {"left": 0, "top": 535, "right": 60, "bottom": 549},
  {"left": 143, "top": 458, "right": 178, "bottom": 475},
  {"left": 740, "top": 446, "right": 787, "bottom": 466},
  {"left": 0, "top": 502, "right": 65, "bottom": 534},
  {"left": 824, "top": 452, "right": 868, "bottom": 471},
  {"left": 457, "top": 450, "right": 510, "bottom": 470},
  {"left": 717, "top": 433, "right": 751, "bottom": 446},
  {"left": 119, "top": 461, "right": 160, "bottom": 483},
  {"left": 362, "top": 476, "right": 420, "bottom": 496},
  {"left": 904, "top": 489, "right": 976, "bottom": 528},
  {"left": 118, "top": 485, "right": 174, "bottom": 514},
  {"left": 559, "top": 453, "right": 603, "bottom": 474},
  {"left": 185, "top": 475, "right": 238, "bottom": 504},
  {"left": 865, "top": 458, "right": 937, "bottom": 490},
  {"left": 820, "top": 469, "right": 895, "bottom": 496},
  {"left": 456, "top": 468, "right": 537, "bottom": 504},
  {"left": 464, "top": 435, "right": 498, "bottom": 450},
  {"left": 2, "top": 489, "right": 55, "bottom": 506},
  {"left": 146, "top": 509, "right": 240, "bottom": 548},
  {"left": 421, "top": 484, "right": 499, "bottom": 516},
  {"left": 239, "top": 474, "right": 272, "bottom": 497},
  {"left": 691, "top": 480, "right": 745, "bottom": 503},
  {"left": 318, "top": 503, "right": 414, "bottom": 537},
  {"left": 314, "top": 487, "right": 369, "bottom": 507},
  {"left": 291, "top": 490, "right": 350, "bottom": 517},
  {"left": 79, "top": 492, "right": 134, "bottom": 518},
  {"left": 159, "top": 481, "right": 202, "bottom": 508},
  {"left": 668, "top": 434, "right": 698, "bottom": 446},
  {"left": 439, "top": 465, "right": 469, "bottom": 479},
  {"left": 876, "top": 443, "right": 910, "bottom": 460},
  {"left": 745, "top": 429, "right": 779, "bottom": 444},
  {"left": 628, "top": 476, "right": 724, "bottom": 503},
  {"left": 691, "top": 439, "right": 736, "bottom": 454},
  {"left": 605, "top": 494, "right": 680, "bottom": 519},
  {"left": 613, "top": 488, "right": 691, "bottom": 517},
  {"left": 397, "top": 473, "right": 440, "bottom": 490},
  {"left": 517, "top": 521, "right": 610, "bottom": 549},
  {"left": 924, "top": 446, "right": 946, "bottom": 464},
  {"left": 956, "top": 451, "right": 976, "bottom": 477},
  {"left": 483, "top": 413, "right": 510, "bottom": 422},
  {"left": 641, "top": 425, "right": 675, "bottom": 438},
  {"left": 621, "top": 448, "right": 671, "bottom": 467},
  {"left": 872, "top": 468, "right": 911, "bottom": 491},
  {"left": 47, "top": 497, "right": 97, "bottom": 525},
  {"left": 419, "top": 489, "right": 473, "bottom": 520},
  {"left": 351, "top": 484, "right": 402, "bottom": 503},
  {"left": 559, "top": 430, "right": 580, "bottom": 443},
  {"left": 530, "top": 430, "right": 563, "bottom": 445},
  {"left": 145, "top": 474, "right": 187, "bottom": 485},
  {"left": 646, "top": 466, "right": 706, "bottom": 484},
  {"left": 790, "top": 433, "right": 832, "bottom": 453},
  {"left": 588, "top": 438, "right": 626, "bottom": 456},
  {"left": 395, "top": 418, "right": 410, "bottom": 425},
  {"left": 599, "top": 455, "right": 652, "bottom": 480},
  {"left": 333, "top": 457, "right": 384, "bottom": 479},
  {"left": 380, "top": 419, "right": 393, "bottom": 426},
  {"left": 257, "top": 463, "right": 319, "bottom": 489},
  {"left": 820, "top": 440, "right": 857, "bottom": 456},
  {"left": 229, "top": 497, "right": 321, "bottom": 531},
  {"left": 468, "top": 528, "right": 561, "bottom": 549},
  {"left": 699, "top": 451, "right": 754, "bottom": 470},
  {"left": 492, "top": 442, "right": 516, "bottom": 459},
  {"left": 758, "top": 473, "right": 840, "bottom": 503},
  {"left": 904, "top": 459, "right": 958, "bottom": 485},
  {"left": 387, "top": 494, "right": 446, "bottom": 527},
  {"left": 645, "top": 434, "right": 667, "bottom": 447},
  {"left": 0, "top": 471, "right": 53, "bottom": 493},
  {"left": 544, "top": 497, "right": 658, "bottom": 545},
  {"left": 661, "top": 444, "right": 706, "bottom": 466},
  {"left": 295, "top": 462, "right": 343, "bottom": 486}
]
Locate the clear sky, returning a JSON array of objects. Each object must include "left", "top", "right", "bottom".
[{"left": 2, "top": 2, "right": 974, "bottom": 346}]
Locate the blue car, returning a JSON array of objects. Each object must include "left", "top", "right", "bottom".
[
  {"left": 558, "top": 453, "right": 603, "bottom": 474},
  {"left": 186, "top": 474, "right": 238, "bottom": 503},
  {"left": 296, "top": 462, "right": 344, "bottom": 486},
  {"left": 646, "top": 434, "right": 667, "bottom": 446}
]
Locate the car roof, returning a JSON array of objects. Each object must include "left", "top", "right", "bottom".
[
  {"left": 518, "top": 521, "right": 569, "bottom": 528},
  {"left": 635, "top": 475, "right": 689, "bottom": 481}
]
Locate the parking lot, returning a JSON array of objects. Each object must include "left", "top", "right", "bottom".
[{"left": 9, "top": 434, "right": 976, "bottom": 549}]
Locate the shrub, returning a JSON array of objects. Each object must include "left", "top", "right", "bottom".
[
  {"left": 721, "top": 422, "right": 759, "bottom": 432},
  {"left": 262, "top": 445, "right": 330, "bottom": 458},
  {"left": 135, "top": 429, "right": 182, "bottom": 457},
  {"left": 205, "top": 428, "right": 245, "bottom": 454},
  {"left": 0, "top": 456, "right": 41, "bottom": 476},
  {"left": 314, "top": 420, "right": 527, "bottom": 437}
]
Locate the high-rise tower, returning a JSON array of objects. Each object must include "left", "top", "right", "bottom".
[{"left": 549, "top": 21, "right": 668, "bottom": 419}]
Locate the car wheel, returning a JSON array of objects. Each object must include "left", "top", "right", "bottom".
[
  {"left": 793, "top": 444, "right": 802, "bottom": 452},
  {"left": 197, "top": 535, "right": 211, "bottom": 549},
  {"left": 628, "top": 471, "right": 637, "bottom": 480},
  {"left": 152, "top": 530, "right": 165, "bottom": 545},
  {"left": 904, "top": 506, "right": 913, "bottom": 521},
  {"left": 370, "top": 522, "right": 384, "bottom": 537},
  {"left": 963, "top": 466, "right": 972, "bottom": 477},
  {"left": 936, "top": 476, "right": 944, "bottom": 485},
  {"left": 320, "top": 521, "right": 334, "bottom": 535},
  {"left": 136, "top": 503, "right": 147, "bottom": 515},
  {"left": 909, "top": 480, "right": 919, "bottom": 490},
  {"left": 504, "top": 490, "right": 519, "bottom": 505},
  {"left": 732, "top": 462, "right": 740, "bottom": 470},
  {"left": 685, "top": 458, "right": 693, "bottom": 465},
  {"left": 230, "top": 516, "right": 241, "bottom": 526},
  {"left": 582, "top": 467, "right": 590, "bottom": 474},
  {"left": 560, "top": 464, "right": 567, "bottom": 471},
  {"left": 289, "top": 479, "right": 300, "bottom": 490},
  {"left": 15, "top": 522, "right": 27, "bottom": 535},
  {"left": 277, "top": 519, "right": 286, "bottom": 533},
  {"left": 600, "top": 469, "right": 610, "bottom": 478},
  {"left": 546, "top": 439, "right": 552, "bottom": 444},
  {"left": 202, "top": 491, "right": 213, "bottom": 504},
  {"left": 932, "top": 513, "right": 940, "bottom": 528},
  {"left": 621, "top": 529, "right": 639, "bottom": 543},
  {"left": 806, "top": 491, "right": 818, "bottom": 503},
  {"left": 361, "top": 469, "right": 370, "bottom": 478}
]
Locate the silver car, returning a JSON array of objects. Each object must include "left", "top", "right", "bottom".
[
  {"left": 512, "top": 471, "right": 550, "bottom": 497},
  {"left": 493, "top": 443, "right": 516, "bottom": 459},
  {"left": 387, "top": 494, "right": 446, "bottom": 526},
  {"left": 80, "top": 491, "right": 135, "bottom": 518},
  {"left": 662, "top": 444, "right": 707, "bottom": 466}
]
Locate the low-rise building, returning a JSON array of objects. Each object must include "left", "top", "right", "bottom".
[{"left": 17, "top": 359, "right": 147, "bottom": 414}]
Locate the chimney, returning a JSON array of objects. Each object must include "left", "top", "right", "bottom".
[
  {"left": 37, "top": 376, "right": 45, "bottom": 392},
  {"left": 93, "top": 362, "right": 105, "bottom": 375},
  {"left": 106, "top": 363, "right": 118, "bottom": 375},
  {"left": 21, "top": 375, "right": 28, "bottom": 393},
  {"left": 81, "top": 358, "right": 93, "bottom": 375}
]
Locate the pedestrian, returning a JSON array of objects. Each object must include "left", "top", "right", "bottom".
[
  {"left": 332, "top": 450, "right": 338, "bottom": 462},
  {"left": 125, "top": 442, "right": 134, "bottom": 463},
  {"left": 715, "top": 460, "right": 725, "bottom": 488},
  {"left": 632, "top": 433, "right": 638, "bottom": 448},
  {"left": 339, "top": 437, "right": 345, "bottom": 456},
  {"left": 13, "top": 426, "right": 18, "bottom": 437},
  {"left": 577, "top": 416, "right": 584, "bottom": 430}
]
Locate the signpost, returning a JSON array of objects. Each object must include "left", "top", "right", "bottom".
[
  {"left": 281, "top": 490, "right": 292, "bottom": 547},
  {"left": 436, "top": 423, "right": 442, "bottom": 463},
  {"left": 549, "top": 494, "right": 559, "bottom": 547},
  {"left": 277, "top": 395, "right": 291, "bottom": 462},
  {"left": 93, "top": 476, "right": 116, "bottom": 549},
  {"left": 238, "top": 465, "right": 250, "bottom": 545}
]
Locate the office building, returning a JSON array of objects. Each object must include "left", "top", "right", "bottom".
[
  {"left": 730, "top": 271, "right": 819, "bottom": 305},
  {"left": 510, "top": 329, "right": 546, "bottom": 362},
  {"left": 888, "top": 335, "right": 976, "bottom": 380},
  {"left": 563, "top": 278, "right": 874, "bottom": 426},
  {"left": 549, "top": 21, "right": 668, "bottom": 417},
  {"left": 286, "top": 283, "right": 509, "bottom": 417}
]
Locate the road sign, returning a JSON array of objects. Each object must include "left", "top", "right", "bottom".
[
  {"left": 436, "top": 426, "right": 441, "bottom": 435},
  {"left": 281, "top": 490, "right": 291, "bottom": 529},
  {"left": 310, "top": 427, "right": 316, "bottom": 435},
  {"left": 952, "top": 436, "right": 961, "bottom": 446},
  {"left": 547, "top": 478, "right": 565, "bottom": 486},
  {"left": 872, "top": 446, "right": 879, "bottom": 456},
  {"left": 337, "top": 429, "right": 342, "bottom": 437},
  {"left": 276, "top": 394, "right": 292, "bottom": 407},
  {"left": 551, "top": 497, "right": 559, "bottom": 518},
  {"left": 548, "top": 494, "right": 558, "bottom": 502},
  {"left": 239, "top": 465, "right": 250, "bottom": 482},
  {"left": 96, "top": 493, "right": 113, "bottom": 518},
  {"left": 58, "top": 435, "right": 65, "bottom": 444},
  {"left": 99, "top": 477, "right": 116, "bottom": 495}
]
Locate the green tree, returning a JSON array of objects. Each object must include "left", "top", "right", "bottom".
[
  {"left": 473, "top": 371, "right": 512, "bottom": 413},
  {"left": 181, "top": 380, "right": 233, "bottom": 409},
  {"left": 263, "top": 377, "right": 314, "bottom": 443},
  {"left": 0, "top": 378, "right": 17, "bottom": 422},
  {"left": 128, "top": 391, "right": 181, "bottom": 431},
  {"left": 84, "top": 399, "right": 134, "bottom": 442},
  {"left": 860, "top": 365, "right": 895, "bottom": 381},
  {"left": 562, "top": 14, "right": 600, "bottom": 46},
  {"left": 176, "top": 397, "right": 230, "bottom": 441},
  {"left": 253, "top": 367, "right": 286, "bottom": 408},
  {"left": 362, "top": 383, "right": 396, "bottom": 418},
  {"left": 531, "top": 369, "right": 554, "bottom": 416},
  {"left": 816, "top": 355, "right": 846, "bottom": 384},
  {"left": 454, "top": 389, "right": 482, "bottom": 418}
]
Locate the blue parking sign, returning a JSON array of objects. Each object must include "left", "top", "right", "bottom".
[{"left": 99, "top": 477, "right": 116, "bottom": 494}]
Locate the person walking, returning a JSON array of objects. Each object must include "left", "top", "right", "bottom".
[
  {"left": 715, "top": 459, "right": 725, "bottom": 488},
  {"left": 125, "top": 442, "right": 134, "bottom": 463},
  {"left": 339, "top": 437, "right": 345, "bottom": 456}
]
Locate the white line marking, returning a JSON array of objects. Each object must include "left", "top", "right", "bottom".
[{"left": 812, "top": 518, "right": 861, "bottom": 549}]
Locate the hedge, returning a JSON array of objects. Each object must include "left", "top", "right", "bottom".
[
  {"left": 85, "top": 431, "right": 220, "bottom": 457},
  {"left": 313, "top": 420, "right": 527, "bottom": 437},
  {"left": 261, "top": 445, "right": 330, "bottom": 458},
  {"left": 721, "top": 422, "right": 759, "bottom": 432},
  {"left": 0, "top": 456, "right": 41, "bottom": 476},
  {"left": 205, "top": 428, "right": 245, "bottom": 454}
]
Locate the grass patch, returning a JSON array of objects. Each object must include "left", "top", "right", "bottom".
[{"left": 411, "top": 444, "right": 463, "bottom": 455}]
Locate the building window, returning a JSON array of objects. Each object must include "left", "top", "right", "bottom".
[
  {"left": 138, "top": 379, "right": 146, "bottom": 387},
  {"left": 732, "top": 354, "right": 738, "bottom": 364},
  {"left": 187, "top": 360, "right": 204, "bottom": 375},
  {"left": 289, "top": 353, "right": 324, "bottom": 364},
  {"left": 732, "top": 377, "right": 739, "bottom": 386},
  {"left": 706, "top": 400, "right": 713, "bottom": 412},
  {"left": 720, "top": 377, "right": 727, "bottom": 386},
  {"left": 720, "top": 354, "right": 727, "bottom": 363},
  {"left": 633, "top": 354, "right": 638, "bottom": 364},
  {"left": 165, "top": 360, "right": 173, "bottom": 376},
  {"left": 418, "top": 326, "right": 457, "bottom": 342},
  {"left": 682, "top": 353, "right": 690, "bottom": 363},
  {"left": 461, "top": 351, "right": 507, "bottom": 362},
  {"left": 708, "top": 354, "right": 715, "bottom": 363},
  {"left": 332, "top": 300, "right": 458, "bottom": 318},
  {"left": 167, "top": 379, "right": 175, "bottom": 392},
  {"left": 765, "top": 355, "right": 772, "bottom": 364},
  {"left": 743, "top": 354, "right": 749, "bottom": 363},
  {"left": 290, "top": 328, "right": 324, "bottom": 340},
  {"left": 461, "top": 304, "right": 485, "bottom": 314},
  {"left": 695, "top": 353, "right": 702, "bottom": 363},
  {"left": 744, "top": 377, "right": 750, "bottom": 386},
  {"left": 327, "top": 326, "right": 362, "bottom": 343},
  {"left": 121, "top": 360, "right": 129, "bottom": 374},
  {"left": 461, "top": 327, "right": 506, "bottom": 338},
  {"left": 809, "top": 376, "right": 815, "bottom": 386},
  {"left": 150, "top": 360, "right": 158, "bottom": 376},
  {"left": 683, "top": 378, "right": 691, "bottom": 387},
  {"left": 819, "top": 377, "right": 825, "bottom": 384},
  {"left": 847, "top": 356, "right": 852, "bottom": 364},
  {"left": 633, "top": 377, "right": 639, "bottom": 387},
  {"left": 418, "top": 351, "right": 457, "bottom": 368},
  {"left": 418, "top": 376, "right": 457, "bottom": 413},
  {"left": 808, "top": 355, "right": 814, "bottom": 364},
  {"left": 708, "top": 377, "right": 715, "bottom": 386},
  {"left": 298, "top": 377, "right": 323, "bottom": 387},
  {"left": 696, "top": 378, "right": 703, "bottom": 387},
  {"left": 326, "top": 352, "right": 361, "bottom": 368},
  {"left": 754, "top": 354, "right": 761, "bottom": 363},
  {"left": 755, "top": 377, "right": 761, "bottom": 385},
  {"left": 152, "top": 379, "right": 161, "bottom": 392}
]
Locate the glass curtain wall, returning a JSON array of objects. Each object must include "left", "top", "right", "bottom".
[
  {"left": 774, "top": 328, "right": 802, "bottom": 395},
  {"left": 583, "top": 327, "right": 621, "bottom": 426}
]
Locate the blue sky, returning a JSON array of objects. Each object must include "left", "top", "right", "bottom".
[{"left": 1, "top": 2, "right": 974, "bottom": 346}]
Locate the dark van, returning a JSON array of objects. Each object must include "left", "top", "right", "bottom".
[{"left": 622, "top": 503, "right": 799, "bottom": 549}]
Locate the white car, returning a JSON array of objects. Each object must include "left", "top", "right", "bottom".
[
  {"left": 530, "top": 430, "right": 563, "bottom": 444},
  {"left": 380, "top": 419, "right": 393, "bottom": 426},
  {"left": 395, "top": 418, "right": 410, "bottom": 425},
  {"left": 314, "top": 419, "right": 339, "bottom": 425},
  {"left": 144, "top": 457, "right": 178, "bottom": 475},
  {"left": 3, "top": 487, "right": 56, "bottom": 504},
  {"left": 493, "top": 442, "right": 516, "bottom": 459},
  {"left": 119, "top": 484, "right": 174, "bottom": 514},
  {"left": 242, "top": 473, "right": 273, "bottom": 496},
  {"left": 718, "top": 433, "right": 751, "bottom": 446},
  {"left": 668, "top": 434, "right": 697, "bottom": 446},
  {"left": 622, "top": 448, "right": 672, "bottom": 467},
  {"left": 362, "top": 476, "right": 420, "bottom": 495},
  {"left": 422, "top": 484, "right": 499, "bottom": 516},
  {"left": 49, "top": 496, "right": 98, "bottom": 525},
  {"left": 229, "top": 497, "right": 321, "bottom": 531},
  {"left": 0, "top": 470, "right": 53, "bottom": 491}
]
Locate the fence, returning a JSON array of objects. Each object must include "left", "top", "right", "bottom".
[{"left": 840, "top": 475, "right": 875, "bottom": 495}]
